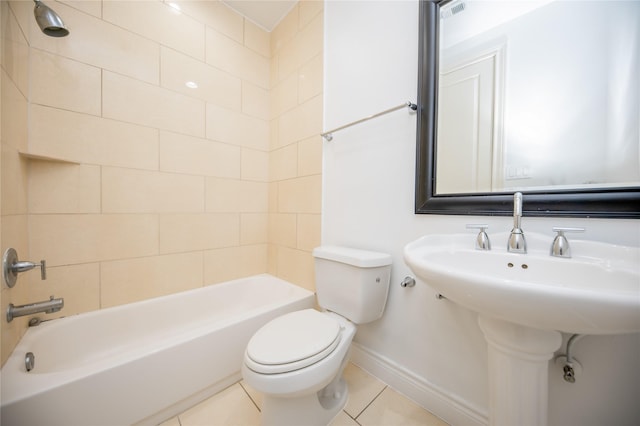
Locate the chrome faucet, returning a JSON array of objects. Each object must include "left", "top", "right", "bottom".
[
  {"left": 507, "top": 192, "right": 526, "bottom": 254},
  {"left": 6, "top": 296, "right": 64, "bottom": 322},
  {"left": 550, "top": 227, "right": 585, "bottom": 258}
]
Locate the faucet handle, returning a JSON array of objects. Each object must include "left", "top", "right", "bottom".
[
  {"left": 550, "top": 227, "right": 585, "bottom": 258},
  {"left": 466, "top": 224, "right": 491, "bottom": 250}
]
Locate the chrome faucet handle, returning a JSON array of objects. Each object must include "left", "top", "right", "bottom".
[
  {"left": 550, "top": 227, "right": 585, "bottom": 258},
  {"left": 466, "top": 224, "right": 491, "bottom": 250},
  {"left": 3, "top": 248, "right": 47, "bottom": 288}
]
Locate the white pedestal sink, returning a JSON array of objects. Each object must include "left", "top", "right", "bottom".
[{"left": 404, "top": 231, "right": 640, "bottom": 426}]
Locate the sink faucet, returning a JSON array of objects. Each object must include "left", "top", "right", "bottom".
[{"left": 507, "top": 192, "right": 526, "bottom": 254}]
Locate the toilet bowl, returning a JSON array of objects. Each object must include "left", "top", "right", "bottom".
[
  {"left": 241, "top": 246, "right": 392, "bottom": 426},
  {"left": 243, "top": 310, "right": 355, "bottom": 395}
]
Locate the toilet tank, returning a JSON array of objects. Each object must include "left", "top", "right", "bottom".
[{"left": 312, "top": 246, "right": 392, "bottom": 324}]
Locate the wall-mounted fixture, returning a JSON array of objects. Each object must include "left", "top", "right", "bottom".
[
  {"left": 3, "top": 248, "right": 47, "bottom": 288},
  {"left": 7, "top": 296, "right": 64, "bottom": 322},
  {"left": 34, "top": 0, "right": 69, "bottom": 37}
]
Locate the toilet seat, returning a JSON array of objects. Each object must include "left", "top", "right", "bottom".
[{"left": 245, "top": 309, "right": 342, "bottom": 374}]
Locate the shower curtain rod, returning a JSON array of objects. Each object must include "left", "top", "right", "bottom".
[{"left": 321, "top": 101, "right": 418, "bottom": 141}]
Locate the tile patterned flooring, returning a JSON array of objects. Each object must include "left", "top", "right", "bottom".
[{"left": 159, "top": 363, "right": 449, "bottom": 426}]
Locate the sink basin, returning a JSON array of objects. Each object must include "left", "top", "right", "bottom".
[{"left": 404, "top": 232, "right": 640, "bottom": 335}]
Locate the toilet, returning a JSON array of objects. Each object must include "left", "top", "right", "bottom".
[{"left": 241, "top": 246, "right": 392, "bottom": 426}]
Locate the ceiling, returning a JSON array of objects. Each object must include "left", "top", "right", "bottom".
[{"left": 222, "top": 0, "right": 298, "bottom": 32}]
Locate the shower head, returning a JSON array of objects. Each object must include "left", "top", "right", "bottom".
[{"left": 33, "top": 0, "right": 69, "bottom": 37}]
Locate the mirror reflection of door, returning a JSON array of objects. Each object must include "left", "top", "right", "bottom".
[{"left": 437, "top": 46, "right": 504, "bottom": 194}]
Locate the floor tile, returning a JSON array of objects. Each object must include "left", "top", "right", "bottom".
[
  {"left": 239, "top": 380, "right": 263, "bottom": 411},
  {"left": 157, "top": 416, "right": 180, "bottom": 426},
  {"left": 343, "top": 363, "right": 387, "bottom": 418},
  {"left": 330, "top": 410, "right": 360, "bottom": 426},
  {"left": 179, "top": 383, "right": 261, "bottom": 426},
  {"left": 356, "top": 387, "right": 449, "bottom": 426}
]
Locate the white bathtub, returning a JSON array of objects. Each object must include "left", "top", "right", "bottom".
[{"left": 1, "top": 274, "right": 315, "bottom": 426}]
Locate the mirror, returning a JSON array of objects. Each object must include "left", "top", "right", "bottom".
[{"left": 415, "top": 0, "right": 640, "bottom": 217}]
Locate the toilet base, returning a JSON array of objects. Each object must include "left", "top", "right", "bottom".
[{"left": 260, "top": 375, "right": 348, "bottom": 426}]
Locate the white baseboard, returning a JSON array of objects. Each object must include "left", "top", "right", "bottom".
[{"left": 350, "top": 343, "right": 488, "bottom": 426}]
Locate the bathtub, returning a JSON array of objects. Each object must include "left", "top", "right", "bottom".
[{"left": 1, "top": 274, "right": 315, "bottom": 426}]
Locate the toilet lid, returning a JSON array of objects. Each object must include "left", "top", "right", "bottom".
[{"left": 245, "top": 309, "right": 342, "bottom": 374}]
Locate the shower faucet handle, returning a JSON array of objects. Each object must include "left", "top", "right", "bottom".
[
  {"left": 466, "top": 224, "right": 491, "bottom": 250},
  {"left": 3, "top": 248, "right": 47, "bottom": 288}
]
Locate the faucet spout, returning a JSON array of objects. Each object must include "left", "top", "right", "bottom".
[
  {"left": 507, "top": 192, "right": 527, "bottom": 253},
  {"left": 6, "top": 296, "right": 64, "bottom": 322}
]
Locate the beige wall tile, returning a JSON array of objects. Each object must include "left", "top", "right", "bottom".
[
  {"left": 172, "top": 0, "right": 243, "bottom": 43},
  {"left": 1, "top": 214, "right": 28, "bottom": 262},
  {"left": 161, "top": 46, "right": 241, "bottom": 110},
  {"left": 240, "top": 213, "right": 268, "bottom": 245},
  {"left": 206, "top": 178, "right": 268, "bottom": 213},
  {"left": 2, "top": 4, "right": 29, "bottom": 96},
  {"left": 297, "top": 214, "right": 321, "bottom": 251},
  {"left": 1, "top": 70, "right": 27, "bottom": 151},
  {"left": 29, "top": 105, "right": 159, "bottom": 170},
  {"left": 102, "top": 167, "right": 205, "bottom": 213},
  {"left": 277, "top": 95, "right": 322, "bottom": 148},
  {"left": 269, "top": 213, "right": 296, "bottom": 248},
  {"left": 1, "top": 147, "right": 27, "bottom": 215},
  {"left": 103, "top": 71, "right": 205, "bottom": 137},
  {"left": 275, "top": 246, "right": 315, "bottom": 291},
  {"left": 299, "top": 0, "right": 324, "bottom": 29},
  {"left": 29, "top": 214, "right": 159, "bottom": 265},
  {"left": 206, "top": 103, "right": 269, "bottom": 151},
  {"left": 270, "top": 144, "right": 298, "bottom": 182},
  {"left": 203, "top": 244, "right": 267, "bottom": 284},
  {"left": 206, "top": 28, "right": 269, "bottom": 89},
  {"left": 28, "top": 162, "right": 101, "bottom": 214},
  {"left": 59, "top": 0, "right": 102, "bottom": 18},
  {"left": 298, "top": 135, "right": 323, "bottom": 176},
  {"left": 268, "top": 181, "right": 278, "bottom": 213},
  {"left": 271, "top": 73, "right": 298, "bottom": 119},
  {"left": 271, "top": 3, "right": 298, "bottom": 56},
  {"left": 277, "top": 175, "right": 322, "bottom": 214},
  {"left": 103, "top": 0, "right": 205, "bottom": 61},
  {"left": 100, "top": 252, "right": 203, "bottom": 308},
  {"left": 30, "top": 48, "right": 101, "bottom": 115},
  {"left": 30, "top": 2, "right": 160, "bottom": 85},
  {"left": 241, "top": 148, "right": 268, "bottom": 182},
  {"left": 299, "top": 53, "right": 323, "bottom": 103},
  {"left": 242, "top": 82, "right": 269, "bottom": 120},
  {"left": 160, "top": 131, "right": 241, "bottom": 178},
  {"left": 244, "top": 20, "right": 270, "bottom": 57},
  {"left": 159, "top": 213, "right": 239, "bottom": 253},
  {"left": 28, "top": 263, "right": 100, "bottom": 318},
  {"left": 277, "top": 13, "right": 323, "bottom": 81}
]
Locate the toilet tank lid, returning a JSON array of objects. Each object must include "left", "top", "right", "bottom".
[{"left": 313, "top": 246, "right": 392, "bottom": 268}]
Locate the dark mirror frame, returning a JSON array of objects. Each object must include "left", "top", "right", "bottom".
[{"left": 415, "top": 0, "right": 640, "bottom": 218}]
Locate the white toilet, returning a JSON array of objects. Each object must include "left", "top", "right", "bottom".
[{"left": 241, "top": 246, "right": 392, "bottom": 426}]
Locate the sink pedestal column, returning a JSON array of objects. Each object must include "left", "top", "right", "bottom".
[{"left": 478, "top": 316, "right": 562, "bottom": 426}]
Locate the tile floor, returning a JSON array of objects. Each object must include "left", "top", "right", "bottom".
[{"left": 159, "top": 363, "right": 449, "bottom": 426}]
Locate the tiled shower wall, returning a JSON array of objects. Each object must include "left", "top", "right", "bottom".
[{"left": 0, "top": 0, "right": 323, "bottom": 365}]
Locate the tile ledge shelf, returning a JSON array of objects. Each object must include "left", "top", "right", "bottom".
[{"left": 19, "top": 151, "right": 80, "bottom": 165}]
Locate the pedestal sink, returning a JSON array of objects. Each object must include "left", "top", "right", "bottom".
[{"left": 404, "top": 231, "right": 640, "bottom": 426}]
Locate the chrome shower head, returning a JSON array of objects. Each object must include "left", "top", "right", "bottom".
[{"left": 33, "top": 0, "right": 69, "bottom": 37}]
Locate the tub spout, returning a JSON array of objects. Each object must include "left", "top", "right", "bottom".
[{"left": 7, "top": 296, "right": 64, "bottom": 322}]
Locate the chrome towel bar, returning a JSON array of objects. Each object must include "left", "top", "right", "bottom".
[{"left": 321, "top": 101, "right": 417, "bottom": 141}]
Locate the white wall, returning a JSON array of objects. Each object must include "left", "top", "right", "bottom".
[{"left": 323, "top": 1, "right": 640, "bottom": 425}]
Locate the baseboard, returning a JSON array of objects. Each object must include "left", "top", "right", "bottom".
[{"left": 350, "top": 343, "right": 488, "bottom": 426}]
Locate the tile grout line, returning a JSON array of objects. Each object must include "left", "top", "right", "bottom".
[
  {"left": 354, "top": 385, "right": 388, "bottom": 421},
  {"left": 239, "top": 381, "right": 262, "bottom": 413}
]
